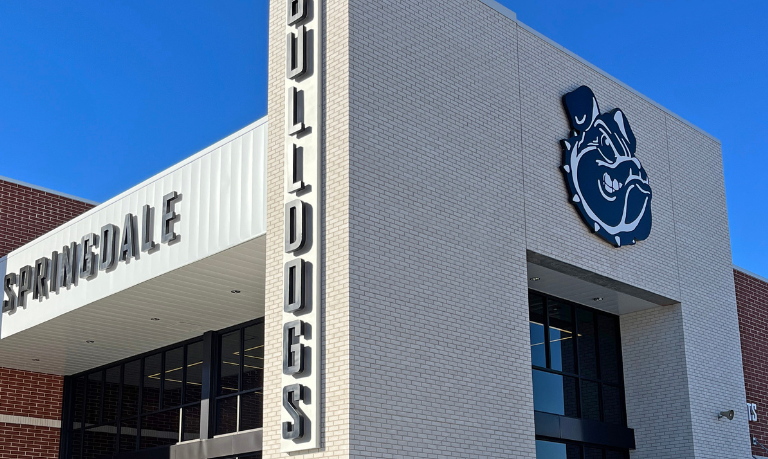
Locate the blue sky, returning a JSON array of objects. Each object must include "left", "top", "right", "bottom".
[{"left": 1, "top": 1, "right": 766, "bottom": 275}]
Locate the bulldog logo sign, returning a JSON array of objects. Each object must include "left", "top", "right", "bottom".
[{"left": 561, "top": 86, "right": 652, "bottom": 247}]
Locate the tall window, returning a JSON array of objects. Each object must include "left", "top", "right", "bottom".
[
  {"left": 530, "top": 291, "right": 629, "bottom": 459},
  {"left": 64, "top": 319, "right": 263, "bottom": 459},
  {"left": 529, "top": 291, "right": 626, "bottom": 426},
  {"left": 215, "top": 323, "right": 264, "bottom": 435}
]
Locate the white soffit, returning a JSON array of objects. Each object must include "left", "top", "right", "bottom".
[
  {"left": 0, "top": 237, "right": 265, "bottom": 375},
  {"left": 526, "top": 262, "right": 676, "bottom": 316},
  {"left": 0, "top": 118, "right": 268, "bottom": 374}
]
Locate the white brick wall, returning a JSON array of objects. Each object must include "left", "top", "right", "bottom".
[{"left": 264, "top": 0, "right": 751, "bottom": 457}]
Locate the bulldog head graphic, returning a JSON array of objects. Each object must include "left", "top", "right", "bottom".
[{"left": 561, "top": 86, "right": 652, "bottom": 247}]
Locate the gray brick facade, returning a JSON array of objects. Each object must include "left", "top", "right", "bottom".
[{"left": 265, "top": 0, "right": 750, "bottom": 457}]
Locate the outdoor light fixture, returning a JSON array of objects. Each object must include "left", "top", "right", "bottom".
[
  {"left": 32, "top": 359, "right": 39, "bottom": 362},
  {"left": 593, "top": 297, "right": 604, "bottom": 302},
  {"left": 231, "top": 290, "right": 241, "bottom": 294},
  {"left": 529, "top": 277, "right": 540, "bottom": 282},
  {"left": 150, "top": 318, "right": 160, "bottom": 321},
  {"left": 718, "top": 410, "right": 735, "bottom": 420},
  {"left": 85, "top": 340, "right": 95, "bottom": 344}
]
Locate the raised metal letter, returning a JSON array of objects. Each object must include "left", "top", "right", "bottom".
[
  {"left": 282, "top": 384, "right": 306, "bottom": 440},
  {"left": 284, "top": 258, "right": 305, "bottom": 313},
  {"left": 80, "top": 233, "right": 98, "bottom": 279},
  {"left": 49, "top": 251, "right": 58, "bottom": 293},
  {"left": 283, "top": 320, "right": 306, "bottom": 375},
  {"left": 34, "top": 257, "right": 50, "bottom": 301},
  {"left": 2, "top": 273, "right": 17, "bottom": 313},
  {"left": 162, "top": 192, "right": 180, "bottom": 243},
  {"left": 141, "top": 204, "right": 156, "bottom": 252},
  {"left": 285, "top": 200, "right": 306, "bottom": 253},
  {"left": 288, "top": 144, "right": 306, "bottom": 193},
  {"left": 17, "top": 265, "right": 33, "bottom": 307},
  {"left": 57, "top": 243, "right": 78, "bottom": 291},
  {"left": 119, "top": 213, "right": 137, "bottom": 262},
  {"left": 99, "top": 224, "right": 119, "bottom": 271},
  {"left": 287, "top": 26, "right": 307, "bottom": 79},
  {"left": 287, "top": 0, "right": 308, "bottom": 25},
  {"left": 287, "top": 87, "right": 305, "bottom": 135}
]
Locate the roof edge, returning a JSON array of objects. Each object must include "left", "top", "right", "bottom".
[
  {"left": 0, "top": 176, "right": 100, "bottom": 206},
  {"left": 734, "top": 265, "right": 768, "bottom": 286},
  {"left": 475, "top": 0, "right": 720, "bottom": 144}
]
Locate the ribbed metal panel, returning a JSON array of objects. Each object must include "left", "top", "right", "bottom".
[{"left": 0, "top": 119, "right": 267, "bottom": 374}]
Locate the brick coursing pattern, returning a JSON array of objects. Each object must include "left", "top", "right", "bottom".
[
  {"left": 735, "top": 268, "right": 768, "bottom": 457},
  {"left": 0, "top": 423, "right": 59, "bottom": 459},
  {"left": 0, "top": 179, "right": 94, "bottom": 458},
  {"left": 0, "top": 179, "right": 94, "bottom": 258}
]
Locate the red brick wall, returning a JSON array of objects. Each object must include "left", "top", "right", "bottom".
[
  {"left": 0, "top": 179, "right": 95, "bottom": 258},
  {"left": 0, "top": 179, "right": 95, "bottom": 458},
  {"left": 0, "top": 424, "right": 60, "bottom": 459},
  {"left": 735, "top": 268, "right": 768, "bottom": 456}
]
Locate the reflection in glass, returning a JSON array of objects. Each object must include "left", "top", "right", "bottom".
[
  {"left": 603, "top": 385, "right": 623, "bottom": 425},
  {"left": 83, "top": 427, "right": 115, "bottom": 459},
  {"left": 584, "top": 447, "right": 603, "bottom": 459},
  {"left": 576, "top": 309, "right": 598, "bottom": 378},
  {"left": 216, "top": 396, "right": 238, "bottom": 435},
  {"left": 581, "top": 380, "right": 600, "bottom": 421},
  {"left": 535, "top": 440, "right": 580, "bottom": 459},
  {"left": 240, "top": 391, "right": 263, "bottom": 431},
  {"left": 143, "top": 354, "right": 162, "bottom": 413},
  {"left": 183, "top": 405, "right": 201, "bottom": 441},
  {"left": 598, "top": 315, "right": 620, "bottom": 384},
  {"left": 122, "top": 360, "right": 141, "bottom": 418},
  {"left": 119, "top": 418, "right": 138, "bottom": 452},
  {"left": 164, "top": 347, "right": 184, "bottom": 408},
  {"left": 548, "top": 301, "right": 575, "bottom": 373},
  {"left": 532, "top": 370, "right": 578, "bottom": 417},
  {"left": 243, "top": 325, "right": 264, "bottom": 391},
  {"left": 140, "top": 410, "right": 180, "bottom": 450},
  {"left": 186, "top": 341, "right": 204, "bottom": 403},
  {"left": 529, "top": 294, "right": 546, "bottom": 367},
  {"left": 70, "top": 429, "right": 82, "bottom": 458},
  {"left": 86, "top": 372, "right": 102, "bottom": 426},
  {"left": 219, "top": 331, "right": 241, "bottom": 395},
  {"left": 73, "top": 376, "right": 85, "bottom": 429},
  {"left": 103, "top": 367, "right": 120, "bottom": 424}
]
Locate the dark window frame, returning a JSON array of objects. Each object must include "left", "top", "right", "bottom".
[
  {"left": 535, "top": 438, "right": 630, "bottom": 459},
  {"left": 529, "top": 290, "right": 628, "bottom": 427},
  {"left": 61, "top": 317, "right": 264, "bottom": 459}
]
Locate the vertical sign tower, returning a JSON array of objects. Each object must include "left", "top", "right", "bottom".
[{"left": 281, "top": 0, "right": 322, "bottom": 453}]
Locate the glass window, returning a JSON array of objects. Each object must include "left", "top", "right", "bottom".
[
  {"left": 240, "top": 391, "right": 263, "bottom": 431},
  {"left": 529, "top": 294, "right": 546, "bottom": 367},
  {"left": 140, "top": 410, "right": 180, "bottom": 450},
  {"left": 602, "top": 384, "right": 623, "bottom": 425},
  {"left": 182, "top": 405, "right": 201, "bottom": 442},
  {"left": 122, "top": 360, "right": 141, "bottom": 419},
  {"left": 83, "top": 427, "right": 115, "bottom": 459},
  {"left": 580, "top": 380, "right": 600, "bottom": 421},
  {"left": 532, "top": 370, "right": 578, "bottom": 417},
  {"left": 576, "top": 309, "right": 598, "bottom": 379},
  {"left": 219, "top": 330, "right": 241, "bottom": 396},
  {"left": 143, "top": 354, "right": 162, "bottom": 413},
  {"left": 119, "top": 418, "right": 138, "bottom": 452},
  {"left": 73, "top": 376, "right": 86, "bottom": 430},
  {"left": 186, "top": 341, "right": 204, "bottom": 403},
  {"left": 103, "top": 367, "right": 120, "bottom": 424},
  {"left": 85, "top": 372, "right": 102, "bottom": 427},
  {"left": 164, "top": 347, "right": 184, "bottom": 408},
  {"left": 535, "top": 440, "right": 580, "bottom": 459},
  {"left": 584, "top": 447, "right": 603, "bottom": 459},
  {"left": 548, "top": 300, "right": 575, "bottom": 373},
  {"left": 242, "top": 325, "right": 264, "bottom": 391},
  {"left": 598, "top": 315, "right": 621, "bottom": 384},
  {"left": 216, "top": 396, "right": 238, "bottom": 435}
]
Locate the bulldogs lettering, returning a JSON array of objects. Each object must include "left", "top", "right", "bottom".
[{"left": 561, "top": 86, "right": 652, "bottom": 247}]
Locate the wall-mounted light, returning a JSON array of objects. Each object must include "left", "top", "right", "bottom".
[
  {"left": 150, "top": 318, "right": 160, "bottom": 321},
  {"left": 32, "top": 359, "right": 40, "bottom": 362},
  {"left": 231, "top": 290, "right": 241, "bottom": 294},
  {"left": 718, "top": 410, "right": 735, "bottom": 420},
  {"left": 529, "top": 277, "right": 540, "bottom": 282},
  {"left": 85, "top": 340, "right": 95, "bottom": 344},
  {"left": 593, "top": 297, "right": 604, "bottom": 302}
]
